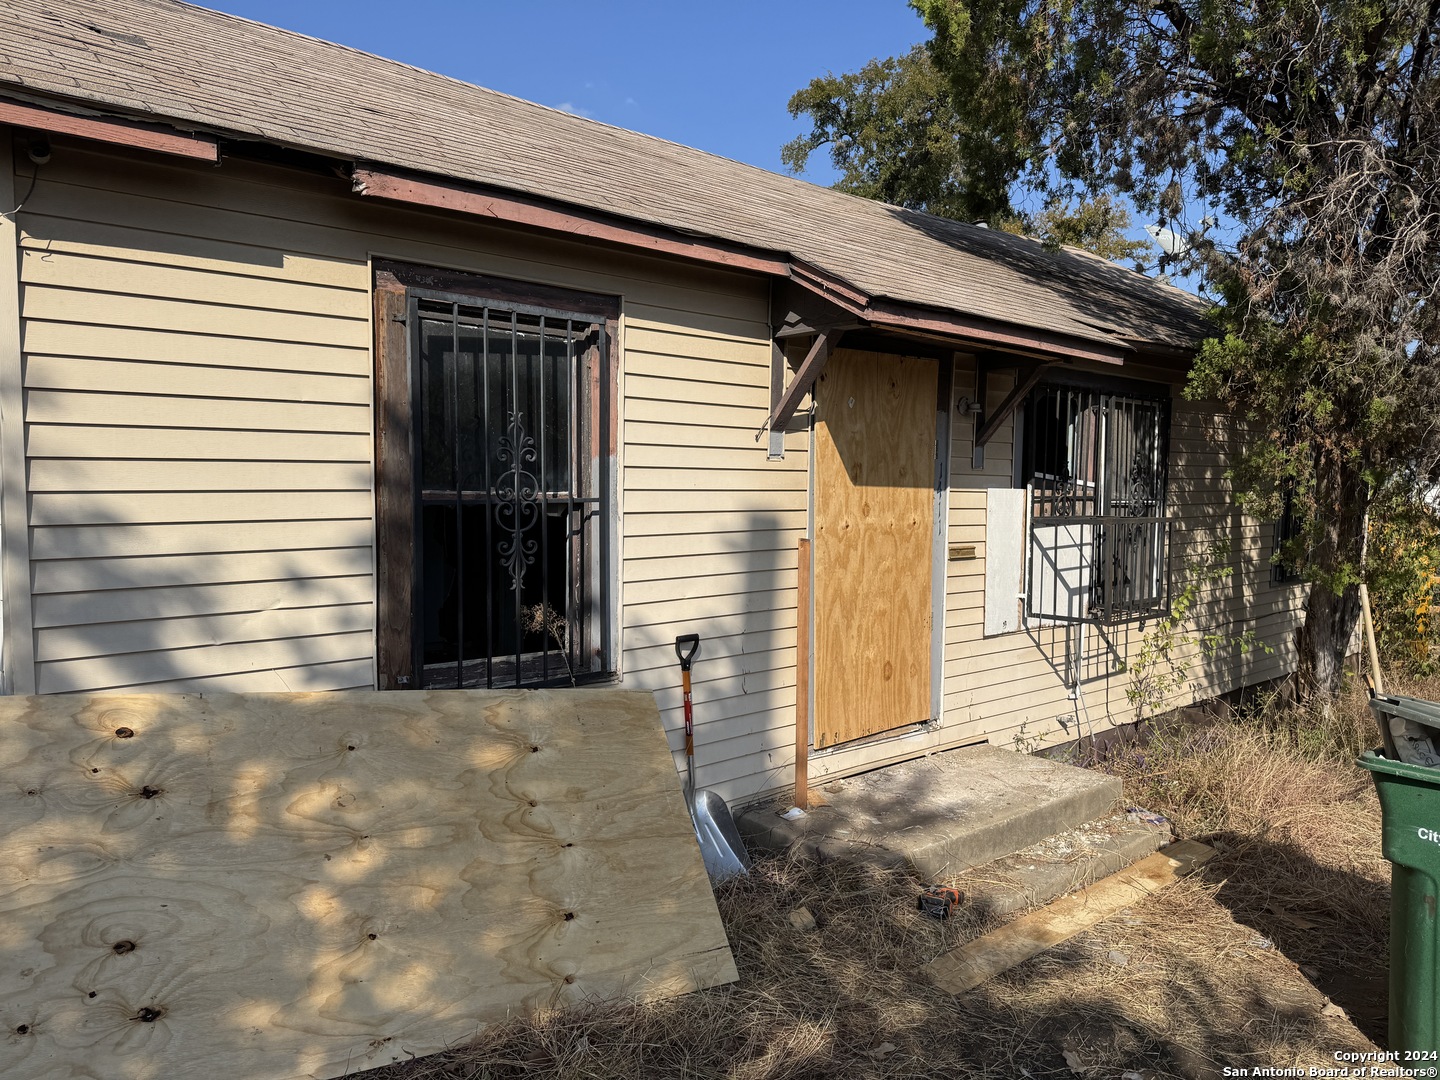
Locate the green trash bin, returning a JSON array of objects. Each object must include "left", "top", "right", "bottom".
[{"left": 1359, "top": 747, "right": 1440, "bottom": 1053}]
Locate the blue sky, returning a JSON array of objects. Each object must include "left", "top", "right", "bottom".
[{"left": 198, "top": 1, "right": 931, "bottom": 184}]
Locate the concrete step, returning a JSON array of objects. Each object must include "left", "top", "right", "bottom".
[
  {"left": 952, "top": 810, "right": 1172, "bottom": 919},
  {"left": 736, "top": 742, "right": 1124, "bottom": 881}
]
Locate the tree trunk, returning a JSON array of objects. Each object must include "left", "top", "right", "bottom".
[{"left": 1294, "top": 449, "right": 1367, "bottom": 709}]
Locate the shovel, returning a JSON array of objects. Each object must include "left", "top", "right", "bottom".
[{"left": 675, "top": 633, "right": 750, "bottom": 882}]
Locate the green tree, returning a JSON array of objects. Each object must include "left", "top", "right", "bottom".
[
  {"left": 782, "top": 45, "right": 1013, "bottom": 223},
  {"left": 792, "top": 0, "right": 1440, "bottom": 704},
  {"left": 784, "top": 48, "right": 1152, "bottom": 265}
]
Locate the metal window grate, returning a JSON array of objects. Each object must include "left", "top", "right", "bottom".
[
  {"left": 1023, "top": 383, "right": 1171, "bottom": 624},
  {"left": 411, "top": 295, "right": 606, "bottom": 688}
]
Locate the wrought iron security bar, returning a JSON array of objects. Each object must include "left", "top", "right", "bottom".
[
  {"left": 1024, "top": 383, "right": 1171, "bottom": 624},
  {"left": 412, "top": 295, "right": 605, "bottom": 689}
]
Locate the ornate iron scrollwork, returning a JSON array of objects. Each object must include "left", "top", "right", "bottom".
[{"left": 494, "top": 411, "right": 540, "bottom": 592}]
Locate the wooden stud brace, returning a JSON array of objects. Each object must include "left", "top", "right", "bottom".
[
  {"left": 756, "top": 330, "right": 833, "bottom": 442},
  {"left": 974, "top": 362, "right": 1054, "bottom": 451},
  {"left": 767, "top": 340, "right": 787, "bottom": 459},
  {"left": 0, "top": 98, "right": 219, "bottom": 161}
]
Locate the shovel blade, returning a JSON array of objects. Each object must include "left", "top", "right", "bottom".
[{"left": 692, "top": 788, "right": 750, "bottom": 882}]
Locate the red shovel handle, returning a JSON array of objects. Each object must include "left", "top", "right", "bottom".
[{"left": 675, "top": 634, "right": 700, "bottom": 757}]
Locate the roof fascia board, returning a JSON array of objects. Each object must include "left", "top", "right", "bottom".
[
  {"left": 0, "top": 97, "right": 219, "bottom": 162},
  {"left": 863, "top": 300, "right": 1129, "bottom": 366},
  {"left": 350, "top": 169, "right": 1148, "bottom": 369},
  {"left": 352, "top": 164, "right": 790, "bottom": 278},
  {"left": 788, "top": 260, "right": 1131, "bottom": 367}
]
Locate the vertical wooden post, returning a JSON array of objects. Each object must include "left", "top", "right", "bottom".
[
  {"left": 373, "top": 274, "right": 414, "bottom": 690},
  {"left": 0, "top": 143, "right": 35, "bottom": 693},
  {"left": 795, "top": 538, "right": 811, "bottom": 810},
  {"left": 1360, "top": 582, "right": 1385, "bottom": 696}
]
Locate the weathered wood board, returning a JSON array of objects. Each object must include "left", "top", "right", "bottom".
[
  {"left": 0, "top": 690, "right": 737, "bottom": 1079},
  {"left": 926, "top": 841, "right": 1215, "bottom": 994}
]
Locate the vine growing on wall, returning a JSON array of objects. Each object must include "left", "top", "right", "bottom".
[{"left": 1125, "top": 542, "right": 1270, "bottom": 722}]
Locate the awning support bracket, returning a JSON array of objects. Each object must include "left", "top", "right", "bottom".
[
  {"left": 971, "top": 359, "right": 1053, "bottom": 469},
  {"left": 756, "top": 329, "right": 835, "bottom": 445}
]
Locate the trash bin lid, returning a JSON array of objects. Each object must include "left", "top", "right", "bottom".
[{"left": 1358, "top": 749, "right": 1440, "bottom": 784}]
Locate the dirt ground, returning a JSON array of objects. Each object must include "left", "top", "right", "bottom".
[{"left": 367, "top": 681, "right": 1395, "bottom": 1080}]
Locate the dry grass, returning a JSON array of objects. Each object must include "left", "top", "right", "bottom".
[
  {"left": 364, "top": 681, "right": 1394, "bottom": 1080},
  {"left": 1101, "top": 676, "right": 1391, "bottom": 1032}
]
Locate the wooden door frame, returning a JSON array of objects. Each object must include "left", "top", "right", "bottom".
[
  {"left": 803, "top": 344, "right": 955, "bottom": 751},
  {"left": 371, "top": 259, "right": 620, "bottom": 690}
]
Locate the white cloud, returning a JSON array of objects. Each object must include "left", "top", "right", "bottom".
[{"left": 555, "top": 101, "right": 592, "bottom": 118}]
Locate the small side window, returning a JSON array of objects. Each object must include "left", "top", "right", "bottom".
[{"left": 1271, "top": 494, "right": 1303, "bottom": 585}]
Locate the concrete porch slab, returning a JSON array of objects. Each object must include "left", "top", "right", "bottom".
[{"left": 736, "top": 742, "right": 1123, "bottom": 882}]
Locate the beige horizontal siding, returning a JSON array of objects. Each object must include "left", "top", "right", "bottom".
[
  {"left": 32, "top": 575, "right": 375, "bottom": 628},
  {"left": 27, "top": 425, "right": 371, "bottom": 461},
  {"left": 13, "top": 138, "right": 1304, "bottom": 806},
  {"left": 15, "top": 138, "right": 811, "bottom": 802},
  {"left": 939, "top": 355, "right": 1302, "bottom": 753},
  {"left": 30, "top": 519, "right": 372, "bottom": 559}
]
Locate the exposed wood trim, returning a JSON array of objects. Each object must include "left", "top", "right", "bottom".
[
  {"left": 931, "top": 356, "right": 954, "bottom": 722},
  {"left": 788, "top": 260, "right": 870, "bottom": 315},
  {"left": 377, "top": 259, "right": 620, "bottom": 319},
  {"left": 373, "top": 272, "right": 414, "bottom": 690},
  {"left": 354, "top": 166, "right": 790, "bottom": 278},
  {"left": 786, "top": 269, "right": 1134, "bottom": 366},
  {"left": 975, "top": 362, "right": 1054, "bottom": 449},
  {"left": 865, "top": 303, "right": 1129, "bottom": 366},
  {"left": 926, "top": 841, "right": 1216, "bottom": 994},
  {"left": 768, "top": 331, "right": 833, "bottom": 436},
  {"left": 0, "top": 142, "right": 34, "bottom": 693},
  {"left": 795, "top": 538, "right": 812, "bottom": 810},
  {"left": 0, "top": 97, "right": 219, "bottom": 162},
  {"left": 773, "top": 275, "right": 863, "bottom": 340}
]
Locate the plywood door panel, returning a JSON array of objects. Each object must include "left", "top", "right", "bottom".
[
  {"left": 813, "top": 349, "right": 938, "bottom": 748},
  {"left": 0, "top": 689, "right": 736, "bottom": 1080}
]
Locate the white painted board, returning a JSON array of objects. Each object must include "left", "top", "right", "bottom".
[{"left": 984, "top": 488, "right": 1026, "bottom": 635}]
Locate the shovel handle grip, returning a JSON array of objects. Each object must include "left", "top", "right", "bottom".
[{"left": 674, "top": 634, "right": 700, "bottom": 671}]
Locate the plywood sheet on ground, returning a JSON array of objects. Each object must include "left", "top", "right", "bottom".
[{"left": 0, "top": 690, "right": 737, "bottom": 1080}]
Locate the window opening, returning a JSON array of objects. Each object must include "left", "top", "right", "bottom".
[
  {"left": 412, "top": 295, "right": 606, "bottom": 688},
  {"left": 1023, "top": 383, "right": 1170, "bottom": 624},
  {"left": 1271, "top": 492, "right": 1303, "bottom": 585}
]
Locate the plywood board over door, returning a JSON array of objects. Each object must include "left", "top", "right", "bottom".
[
  {"left": 0, "top": 689, "right": 736, "bottom": 1080},
  {"left": 813, "top": 348, "right": 938, "bottom": 748}
]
